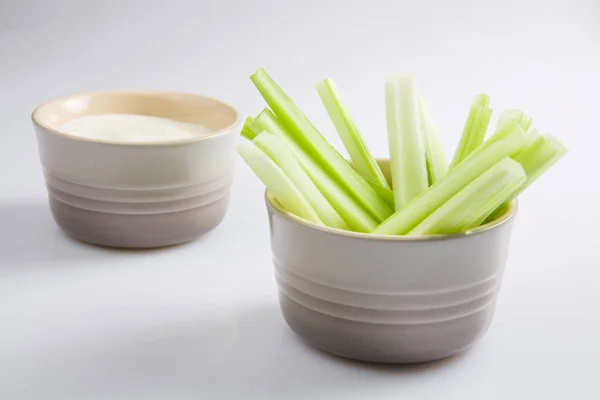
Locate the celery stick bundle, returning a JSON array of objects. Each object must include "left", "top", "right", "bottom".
[{"left": 238, "top": 68, "right": 567, "bottom": 236}]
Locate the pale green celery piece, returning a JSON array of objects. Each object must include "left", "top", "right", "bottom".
[
  {"left": 250, "top": 108, "right": 281, "bottom": 137},
  {"left": 484, "top": 134, "right": 567, "bottom": 223},
  {"left": 418, "top": 90, "right": 449, "bottom": 185},
  {"left": 477, "top": 122, "right": 525, "bottom": 154},
  {"left": 497, "top": 109, "right": 533, "bottom": 133},
  {"left": 386, "top": 75, "right": 429, "bottom": 210},
  {"left": 250, "top": 69, "right": 392, "bottom": 222},
  {"left": 513, "top": 129, "right": 541, "bottom": 158},
  {"left": 316, "top": 78, "right": 390, "bottom": 190},
  {"left": 372, "top": 128, "right": 526, "bottom": 235},
  {"left": 409, "top": 158, "right": 525, "bottom": 236},
  {"left": 366, "top": 179, "right": 394, "bottom": 209},
  {"left": 449, "top": 94, "right": 493, "bottom": 169},
  {"left": 253, "top": 131, "right": 347, "bottom": 230},
  {"left": 241, "top": 116, "right": 257, "bottom": 140},
  {"left": 252, "top": 109, "right": 377, "bottom": 232},
  {"left": 237, "top": 141, "right": 322, "bottom": 224},
  {"left": 511, "top": 134, "right": 567, "bottom": 196}
]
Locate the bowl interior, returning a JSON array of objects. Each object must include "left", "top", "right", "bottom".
[
  {"left": 266, "top": 159, "right": 517, "bottom": 240},
  {"left": 32, "top": 90, "right": 240, "bottom": 142}
]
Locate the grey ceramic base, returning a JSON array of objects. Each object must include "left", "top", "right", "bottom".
[
  {"left": 279, "top": 291, "right": 495, "bottom": 364},
  {"left": 49, "top": 193, "right": 230, "bottom": 249}
]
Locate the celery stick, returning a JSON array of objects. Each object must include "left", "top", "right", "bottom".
[
  {"left": 316, "top": 78, "right": 390, "bottom": 190},
  {"left": 409, "top": 158, "right": 525, "bottom": 236},
  {"left": 513, "top": 129, "right": 541, "bottom": 158},
  {"left": 250, "top": 108, "right": 282, "bottom": 139},
  {"left": 497, "top": 109, "right": 532, "bottom": 133},
  {"left": 386, "top": 75, "right": 429, "bottom": 209},
  {"left": 366, "top": 179, "right": 394, "bottom": 209},
  {"left": 511, "top": 134, "right": 567, "bottom": 196},
  {"left": 253, "top": 131, "right": 348, "bottom": 230},
  {"left": 252, "top": 109, "right": 377, "bottom": 232},
  {"left": 237, "top": 141, "right": 322, "bottom": 224},
  {"left": 477, "top": 121, "right": 525, "bottom": 154},
  {"left": 484, "top": 134, "right": 567, "bottom": 223},
  {"left": 250, "top": 69, "right": 392, "bottom": 221},
  {"left": 372, "top": 128, "right": 526, "bottom": 235},
  {"left": 418, "top": 90, "right": 449, "bottom": 185},
  {"left": 450, "top": 94, "right": 493, "bottom": 168},
  {"left": 241, "top": 116, "right": 257, "bottom": 140}
]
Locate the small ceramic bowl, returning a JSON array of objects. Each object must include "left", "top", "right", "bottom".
[
  {"left": 266, "top": 160, "right": 517, "bottom": 364},
  {"left": 32, "top": 90, "right": 241, "bottom": 248}
]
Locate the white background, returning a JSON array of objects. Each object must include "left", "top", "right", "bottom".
[{"left": 1, "top": 0, "right": 599, "bottom": 399}]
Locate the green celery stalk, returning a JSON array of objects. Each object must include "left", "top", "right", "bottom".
[
  {"left": 253, "top": 131, "right": 348, "bottom": 230},
  {"left": 484, "top": 134, "right": 567, "bottom": 223},
  {"left": 252, "top": 109, "right": 378, "bottom": 232},
  {"left": 365, "top": 179, "right": 394, "bottom": 209},
  {"left": 409, "top": 158, "right": 525, "bottom": 235},
  {"left": 511, "top": 134, "right": 567, "bottom": 196},
  {"left": 450, "top": 94, "right": 493, "bottom": 168},
  {"left": 418, "top": 90, "right": 449, "bottom": 185},
  {"left": 237, "top": 141, "right": 322, "bottom": 224},
  {"left": 497, "top": 109, "right": 532, "bottom": 133},
  {"left": 386, "top": 75, "right": 429, "bottom": 209},
  {"left": 513, "top": 128, "right": 541, "bottom": 158},
  {"left": 249, "top": 108, "right": 281, "bottom": 138},
  {"left": 250, "top": 69, "right": 392, "bottom": 222},
  {"left": 316, "top": 78, "right": 390, "bottom": 190},
  {"left": 476, "top": 121, "right": 525, "bottom": 154},
  {"left": 241, "top": 116, "right": 256, "bottom": 140},
  {"left": 372, "top": 127, "right": 526, "bottom": 235}
]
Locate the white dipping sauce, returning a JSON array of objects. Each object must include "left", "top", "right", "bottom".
[{"left": 59, "top": 114, "right": 214, "bottom": 143}]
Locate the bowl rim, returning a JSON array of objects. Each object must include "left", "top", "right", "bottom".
[
  {"left": 31, "top": 89, "right": 243, "bottom": 146},
  {"left": 265, "top": 191, "right": 518, "bottom": 242}
]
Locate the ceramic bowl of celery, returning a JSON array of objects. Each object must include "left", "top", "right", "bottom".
[
  {"left": 32, "top": 91, "right": 241, "bottom": 248},
  {"left": 266, "top": 160, "right": 517, "bottom": 364}
]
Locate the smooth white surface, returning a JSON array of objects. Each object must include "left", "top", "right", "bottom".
[
  {"left": 0, "top": 0, "right": 598, "bottom": 398},
  {"left": 59, "top": 114, "right": 213, "bottom": 143}
]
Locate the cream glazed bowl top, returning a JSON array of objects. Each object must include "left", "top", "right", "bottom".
[
  {"left": 32, "top": 90, "right": 242, "bottom": 248},
  {"left": 265, "top": 160, "right": 518, "bottom": 363}
]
